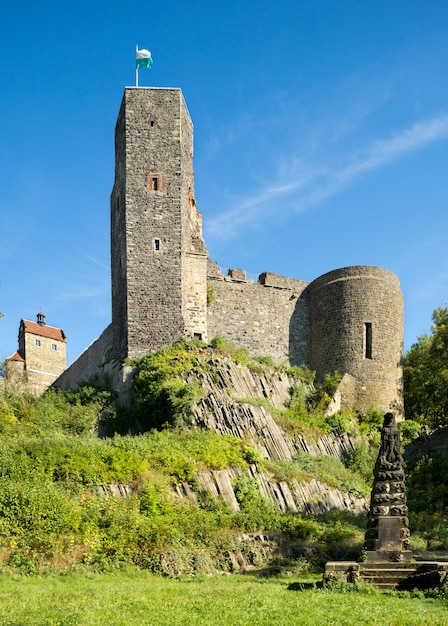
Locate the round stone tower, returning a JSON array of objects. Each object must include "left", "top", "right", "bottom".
[{"left": 308, "top": 266, "right": 404, "bottom": 417}]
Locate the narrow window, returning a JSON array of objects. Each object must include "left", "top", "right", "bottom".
[
  {"left": 35, "top": 339, "right": 41, "bottom": 347},
  {"left": 52, "top": 344, "right": 57, "bottom": 351},
  {"left": 154, "top": 239, "right": 161, "bottom": 251},
  {"left": 365, "top": 322, "right": 372, "bottom": 359},
  {"left": 152, "top": 177, "right": 158, "bottom": 191}
]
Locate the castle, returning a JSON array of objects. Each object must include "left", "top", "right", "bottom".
[{"left": 51, "top": 87, "right": 404, "bottom": 416}]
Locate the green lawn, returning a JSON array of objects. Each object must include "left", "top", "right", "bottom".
[{"left": 1, "top": 572, "right": 448, "bottom": 625}]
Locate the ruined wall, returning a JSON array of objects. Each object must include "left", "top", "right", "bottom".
[
  {"left": 53, "top": 325, "right": 114, "bottom": 390},
  {"left": 308, "top": 266, "right": 404, "bottom": 416},
  {"left": 207, "top": 268, "right": 309, "bottom": 364}
]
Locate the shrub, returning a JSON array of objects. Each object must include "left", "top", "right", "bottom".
[
  {"left": 398, "top": 419, "right": 422, "bottom": 446},
  {"left": 343, "top": 442, "right": 376, "bottom": 484},
  {"left": 132, "top": 342, "right": 202, "bottom": 430},
  {"left": 233, "top": 474, "right": 278, "bottom": 532},
  {"left": 206, "top": 284, "right": 216, "bottom": 305}
]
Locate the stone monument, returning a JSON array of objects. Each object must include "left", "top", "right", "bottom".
[
  {"left": 363, "top": 412, "right": 411, "bottom": 561},
  {"left": 324, "top": 411, "right": 448, "bottom": 589}
]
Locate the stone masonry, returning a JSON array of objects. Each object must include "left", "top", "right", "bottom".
[
  {"left": 5, "top": 312, "right": 66, "bottom": 395},
  {"left": 54, "top": 87, "right": 404, "bottom": 417}
]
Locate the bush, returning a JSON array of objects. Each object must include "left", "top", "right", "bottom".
[
  {"left": 233, "top": 474, "right": 278, "bottom": 532},
  {"left": 132, "top": 342, "right": 202, "bottom": 430},
  {"left": 343, "top": 442, "right": 376, "bottom": 484},
  {"left": 0, "top": 476, "right": 80, "bottom": 553}
]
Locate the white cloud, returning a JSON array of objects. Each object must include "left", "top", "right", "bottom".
[{"left": 206, "top": 112, "right": 448, "bottom": 240}]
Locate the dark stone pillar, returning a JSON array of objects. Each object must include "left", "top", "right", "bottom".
[{"left": 364, "top": 412, "right": 411, "bottom": 562}]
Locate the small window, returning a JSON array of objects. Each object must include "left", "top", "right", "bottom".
[
  {"left": 52, "top": 344, "right": 57, "bottom": 351},
  {"left": 154, "top": 239, "right": 161, "bottom": 251},
  {"left": 149, "top": 173, "right": 163, "bottom": 191},
  {"left": 194, "top": 333, "right": 202, "bottom": 341},
  {"left": 364, "top": 322, "right": 372, "bottom": 359},
  {"left": 35, "top": 339, "right": 41, "bottom": 347}
]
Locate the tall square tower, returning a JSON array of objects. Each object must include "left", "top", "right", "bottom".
[{"left": 111, "top": 88, "right": 208, "bottom": 361}]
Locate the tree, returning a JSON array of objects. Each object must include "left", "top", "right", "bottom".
[{"left": 404, "top": 305, "right": 448, "bottom": 429}]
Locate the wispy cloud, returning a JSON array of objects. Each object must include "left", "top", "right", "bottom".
[{"left": 206, "top": 112, "right": 448, "bottom": 239}]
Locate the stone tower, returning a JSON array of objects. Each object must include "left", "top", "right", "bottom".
[
  {"left": 308, "top": 266, "right": 404, "bottom": 416},
  {"left": 110, "top": 88, "right": 208, "bottom": 361}
]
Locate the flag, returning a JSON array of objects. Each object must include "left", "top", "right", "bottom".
[{"left": 136, "top": 48, "right": 153, "bottom": 70}]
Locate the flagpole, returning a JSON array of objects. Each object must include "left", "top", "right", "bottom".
[{"left": 136, "top": 44, "right": 139, "bottom": 87}]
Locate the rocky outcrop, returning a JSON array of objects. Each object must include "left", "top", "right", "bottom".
[
  {"left": 184, "top": 358, "right": 368, "bottom": 515},
  {"left": 189, "top": 358, "right": 357, "bottom": 462},
  {"left": 404, "top": 427, "right": 448, "bottom": 462}
]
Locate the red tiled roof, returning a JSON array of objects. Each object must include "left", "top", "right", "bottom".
[
  {"left": 6, "top": 350, "right": 25, "bottom": 362},
  {"left": 22, "top": 320, "right": 66, "bottom": 342}
]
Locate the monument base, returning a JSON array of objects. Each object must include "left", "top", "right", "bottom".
[
  {"left": 365, "top": 550, "right": 412, "bottom": 563},
  {"left": 324, "top": 560, "right": 448, "bottom": 590}
]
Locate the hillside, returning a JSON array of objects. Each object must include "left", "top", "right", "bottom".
[{"left": 0, "top": 337, "right": 440, "bottom": 576}]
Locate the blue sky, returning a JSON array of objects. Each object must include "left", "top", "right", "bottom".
[{"left": 1, "top": 0, "right": 448, "bottom": 365}]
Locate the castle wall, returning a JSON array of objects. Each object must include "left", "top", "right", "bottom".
[
  {"left": 308, "top": 266, "right": 404, "bottom": 416},
  {"left": 53, "top": 324, "right": 114, "bottom": 390},
  {"left": 207, "top": 269, "right": 309, "bottom": 364}
]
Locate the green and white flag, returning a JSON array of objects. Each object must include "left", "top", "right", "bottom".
[{"left": 136, "top": 48, "right": 153, "bottom": 70}]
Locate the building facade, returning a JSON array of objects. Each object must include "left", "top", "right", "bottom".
[{"left": 5, "top": 312, "right": 66, "bottom": 395}]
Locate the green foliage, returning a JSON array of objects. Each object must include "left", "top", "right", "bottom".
[
  {"left": 324, "top": 412, "right": 354, "bottom": 437},
  {"left": 0, "top": 337, "right": 410, "bottom": 577},
  {"left": 322, "top": 370, "right": 342, "bottom": 398},
  {"left": 232, "top": 475, "right": 278, "bottom": 532},
  {"left": 212, "top": 339, "right": 251, "bottom": 366},
  {"left": 286, "top": 382, "right": 309, "bottom": 420},
  {"left": 404, "top": 304, "right": 448, "bottom": 428},
  {"left": 0, "top": 385, "right": 109, "bottom": 437},
  {"left": 0, "top": 476, "right": 80, "bottom": 549},
  {"left": 0, "top": 390, "right": 276, "bottom": 575},
  {"left": 206, "top": 283, "right": 216, "bottom": 305},
  {"left": 291, "top": 451, "right": 371, "bottom": 498},
  {"left": 285, "top": 365, "right": 316, "bottom": 385},
  {"left": 253, "top": 355, "right": 275, "bottom": 369},
  {"left": 266, "top": 451, "right": 371, "bottom": 500},
  {"left": 209, "top": 335, "right": 226, "bottom": 350},
  {"left": 277, "top": 513, "right": 322, "bottom": 540},
  {"left": 406, "top": 454, "right": 448, "bottom": 550},
  {"left": 132, "top": 341, "right": 202, "bottom": 430},
  {"left": 357, "top": 406, "right": 384, "bottom": 438},
  {"left": 343, "top": 442, "right": 376, "bottom": 484},
  {"left": 398, "top": 419, "right": 422, "bottom": 447}
]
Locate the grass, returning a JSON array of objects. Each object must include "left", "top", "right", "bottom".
[{"left": 1, "top": 572, "right": 448, "bottom": 625}]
